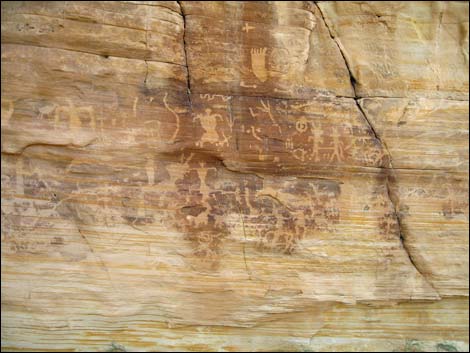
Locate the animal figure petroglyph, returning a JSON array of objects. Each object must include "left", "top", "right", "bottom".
[
  {"left": 194, "top": 109, "right": 229, "bottom": 147},
  {"left": 38, "top": 104, "right": 56, "bottom": 120},
  {"left": 251, "top": 48, "right": 268, "bottom": 82},
  {"left": 54, "top": 99, "right": 96, "bottom": 132}
]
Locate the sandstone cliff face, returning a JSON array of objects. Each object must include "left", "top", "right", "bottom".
[{"left": 1, "top": 1, "right": 468, "bottom": 352}]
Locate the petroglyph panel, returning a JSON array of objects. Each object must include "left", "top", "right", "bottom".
[
  {"left": 1, "top": 1, "right": 185, "bottom": 64},
  {"left": 1, "top": 1, "right": 469, "bottom": 352},
  {"left": 317, "top": 1, "right": 469, "bottom": 99},
  {"left": 1, "top": 149, "right": 439, "bottom": 320},
  {"left": 360, "top": 97, "right": 469, "bottom": 171},
  {"left": 390, "top": 170, "right": 469, "bottom": 296},
  {"left": 1, "top": 44, "right": 190, "bottom": 153},
  {"left": 181, "top": 1, "right": 354, "bottom": 98},
  {"left": 177, "top": 95, "right": 388, "bottom": 173}
]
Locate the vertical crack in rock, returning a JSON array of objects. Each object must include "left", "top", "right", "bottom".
[
  {"left": 143, "top": 60, "right": 149, "bottom": 87},
  {"left": 237, "top": 203, "right": 252, "bottom": 280},
  {"left": 314, "top": 1, "right": 437, "bottom": 291},
  {"left": 385, "top": 179, "right": 439, "bottom": 296},
  {"left": 177, "top": 1, "right": 192, "bottom": 107}
]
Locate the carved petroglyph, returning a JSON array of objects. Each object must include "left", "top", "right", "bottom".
[
  {"left": 309, "top": 122, "right": 324, "bottom": 162},
  {"left": 146, "top": 157, "right": 155, "bottom": 186},
  {"left": 269, "top": 48, "right": 294, "bottom": 76},
  {"left": 1, "top": 99, "right": 14, "bottom": 125},
  {"left": 258, "top": 100, "right": 281, "bottom": 134},
  {"left": 15, "top": 158, "right": 24, "bottom": 195},
  {"left": 54, "top": 100, "right": 96, "bottom": 132},
  {"left": 242, "top": 23, "right": 255, "bottom": 33},
  {"left": 442, "top": 185, "right": 469, "bottom": 219},
  {"left": 247, "top": 126, "right": 263, "bottom": 142},
  {"left": 144, "top": 119, "right": 161, "bottom": 139},
  {"left": 194, "top": 109, "right": 229, "bottom": 147},
  {"left": 289, "top": 122, "right": 352, "bottom": 164},
  {"left": 295, "top": 117, "right": 309, "bottom": 133},
  {"left": 370, "top": 185, "right": 400, "bottom": 239},
  {"left": 163, "top": 92, "right": 180, "bottom": 142},
  {"left": 251, "top": 48, "right": 268, "bottom": 82},
  {"left": 133, "top": 97, "right": 139, "bottom": 118},
  {"left": 255, "top": 180, "right": 341, "bottom": 254},
  {"left": 240, "top": 81, "right": 257, "bottom": 88},
  {"left": 38, "top": 104, "right": 57, "bottom": 120},
  {"left": 239, "top": 99, "right": 362, "bottom": 165},
  {"left": 199, "top": 94, "right": 231, "bottom": 102},
  {"left": 165, "top": 151, "right": 343, "bottom": 262},
  {"left": 326, "top": 127, "right": 351, "bottom": 163}
]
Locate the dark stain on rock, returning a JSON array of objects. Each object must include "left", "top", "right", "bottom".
[
  {"left": 181, "top": 204, "right": 207, "bottom": 217},
  {"left": 50, "top": 236, "right": 64, "bottom": 245}
]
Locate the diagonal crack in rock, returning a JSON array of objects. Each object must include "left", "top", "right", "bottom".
[{"left": 314, "top": 1, "right": 438, "bottom": 294}]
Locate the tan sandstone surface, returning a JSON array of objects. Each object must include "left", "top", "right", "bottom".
[{"left": 1, "top": 1, "right": 469, "bottom": 352}]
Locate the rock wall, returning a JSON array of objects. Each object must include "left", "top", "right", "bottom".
[{"left": 1, "top": 1, "right": 468, "bottom": 351}]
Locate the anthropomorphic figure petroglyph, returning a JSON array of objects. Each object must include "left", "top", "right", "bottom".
[
  {"left": 308, "top": 122, "right": 324, "bottom": 162},
  {"left": 326, "top": 127, "right": 349, "bottom": 163},
  {"left": 194, "top": 109, "right": 229, "bottom": 147},
  {"left": 38, "top": 104, "right": 57, "bottom": 120}
]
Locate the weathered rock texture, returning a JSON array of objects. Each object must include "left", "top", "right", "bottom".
[{"left": 1, "top": 1, "right": 469, "bottom": 352}]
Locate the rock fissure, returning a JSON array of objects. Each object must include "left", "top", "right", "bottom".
[
  {"left": 1, "top": 1, "right": 468, "bottom": 350},
  {"left": 314, "top": 0, "right": 442, "bottom": 292},
  {"left": 177, "top": 1, "right": 192, "bottom": 107}
]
